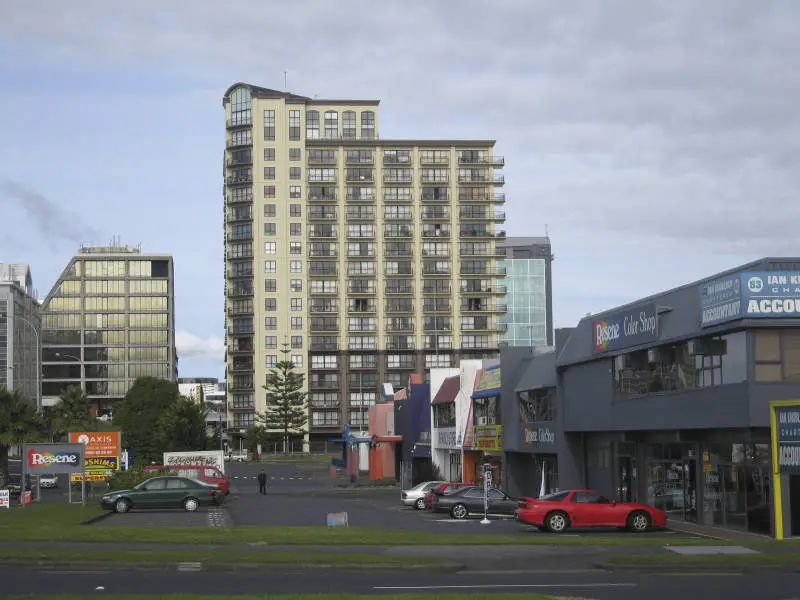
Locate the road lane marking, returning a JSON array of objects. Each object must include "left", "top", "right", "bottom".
[{"left": 374, "top": 583, "right": 636, "bottom": 590}]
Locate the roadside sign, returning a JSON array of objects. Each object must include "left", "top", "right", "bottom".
[
  {"left": 327, "top": 512, "right": 349, "bottom": 527},
  {"left": 0, "top": 490, "right": 9, "bottom": 509},
  {"left": 69, "top": 432, "right": 121, "bottom": 482}
]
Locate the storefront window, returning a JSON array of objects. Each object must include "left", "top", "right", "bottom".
[
  {"left": 754, "top": 329, "right": 800, "bottom": 382},
  {"left": 433, "top": 402, "right": 455, "bottom": 427},
  {"left": 474, "top": 396, "right": 500, "bottom": 425},
  {"left": 517, "top": 387, "right": 556, "bottom": 422}
]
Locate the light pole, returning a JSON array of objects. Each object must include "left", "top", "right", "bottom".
[{"left": 2, "top": 313, "right": 41, "bottom": 411}]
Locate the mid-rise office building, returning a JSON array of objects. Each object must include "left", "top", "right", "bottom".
[
  {"left": 0, "top": 263, "right": 41, "bottom": 407},
  {"left": 40, "top": 243, "right": 177, "bottom": 416},
  {"left": 222, "top": 83, "right": 507, "bottom": 445},
  {"left": 498, "top": 237, "right": 553, "bottom": 348}
]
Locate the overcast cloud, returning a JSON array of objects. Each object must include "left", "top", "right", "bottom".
[{"left": 0, "top": 0, "right": 798, "bottom": 377}]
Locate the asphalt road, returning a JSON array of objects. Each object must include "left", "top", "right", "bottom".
[{"left": 1, "top": 567, "right": 799, "bottom": 598}]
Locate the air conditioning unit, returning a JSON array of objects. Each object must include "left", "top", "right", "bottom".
[{"left": 477, "top": 416, "right": 488, "bottom": 426}]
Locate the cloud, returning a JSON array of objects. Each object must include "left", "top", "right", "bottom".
[
  {"left": 176, "top": 330, "right": 224, "bottom": 362},
  {"left": 0, "top": 181, "right": 100, "bottom": 247}
]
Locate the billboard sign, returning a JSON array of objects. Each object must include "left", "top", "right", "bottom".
[
  {"left": 741, "top": 272, "right": 800, "bottom": 318},
  {"left": 22, "top": 443, "right": 84, "bottom": 474},
  {"left": 68, "top": 431, "right": 121, "bottom": 483},
  {"left": 592, "top": 303, "right": 658, "bottom": 353},
  {"left": 775, "top": 405, "right": 800, "bottom": 474},
  {"left": 699, "top": 275, "right": 741, "bottom": 327}
]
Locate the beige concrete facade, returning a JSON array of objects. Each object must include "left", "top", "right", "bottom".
[{"left": 223, "top": 83, "right": 506, "bottom": 445}]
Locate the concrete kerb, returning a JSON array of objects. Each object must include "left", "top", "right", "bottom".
[
  {"left": 0, "top": 560, "right": 464, "bottom": 574},
  {"left": 594, "top": 561, "right": 800, "bottom": 573}
]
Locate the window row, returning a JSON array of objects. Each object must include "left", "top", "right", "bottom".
[
  {"left": 47, "top": 297, "right": 168, "bottom": 311},
  {"left": 43, "top": 314, "right": 169, "bottom": 329},
  {"left": 54, "top": 279, "right": 168, "bottom": 296}
]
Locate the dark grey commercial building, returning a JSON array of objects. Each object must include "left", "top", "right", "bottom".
[{"left": 502, "top": 258, "right": 800, "bottom": 538}]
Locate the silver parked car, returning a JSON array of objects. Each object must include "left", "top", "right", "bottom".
[{"left": 401, "top": 481, "right": 444, "bottom": 510}]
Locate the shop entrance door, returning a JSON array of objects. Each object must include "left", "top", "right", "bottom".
[
  {"left": 647, "top": 457, "right": 697, "bottom": 522},
  {"left": 617, "top": 456, "right": 637, "bottom": 503},
  {"left": 682, "top": 457, "right": 698, "bottom": 522}
]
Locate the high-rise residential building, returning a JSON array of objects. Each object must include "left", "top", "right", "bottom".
[
  {"left": 0, "top": 263, "right": 41, "bottom": 407},
  {"left": 223, "top": 83, "right": 507, "bottom": 446},
  {"left": 40, "top": 243, "right": 177, "bottom": 416},
  {"left": 497, "top": 237, "right": 554, "bottom": 348}
]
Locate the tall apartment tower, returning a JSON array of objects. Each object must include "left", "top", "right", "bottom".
[
  {"left": 223, "top": 83, "right": 506, "bottom": 446},
  {"left": 497, "top": 237, "right": 554, "bottom": 348},
  {"left": 0, "top": 263, "right": 41, "bottom": 408},
  {"left": 40, "top": 243, "right": 177, "bottom": 416}
]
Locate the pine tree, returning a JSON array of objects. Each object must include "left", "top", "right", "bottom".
[{"left": 259, "top": 344, "right": 307, "bottom": 453}]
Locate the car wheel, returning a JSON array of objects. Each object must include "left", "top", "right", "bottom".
[
  {"left": 627, "top": 510, "right": 651, "bottom": 532},
  {"left": 545, "top": 511, "right": 569, "bottom": 533},
  {"left": 415, "top": 498, "right": 425, "bottom": 510},
  {"left": 183, "top": 497, "right": 199, "bottom": 512},
  {"left": 450, "top": 503, "right": 468, "bottom": 519},
  {"left": 114, "top": 498, "right": 130, "bottom": 513}
]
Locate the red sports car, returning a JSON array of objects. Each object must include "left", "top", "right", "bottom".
[{"left": 515, "top": 489, "right": 667, "bottom": 533}]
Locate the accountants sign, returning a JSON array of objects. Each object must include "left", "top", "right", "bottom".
[
  {"left": 741, "top": 272, "right": 800, "bottom": 318},
  {"left": 592, "top": 303, "right": 658, "bottom": 354},
  {"left": 774, "top": 405, "right": 800, "bottom": 474}
]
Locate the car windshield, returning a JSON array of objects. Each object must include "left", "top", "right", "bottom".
[{"left": 539, "top": 490, "right": 571, "bottom": 501}]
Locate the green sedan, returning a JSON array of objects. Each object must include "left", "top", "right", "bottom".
[{"left": 100, "top": 476, "right": 223, "bottom": 513}]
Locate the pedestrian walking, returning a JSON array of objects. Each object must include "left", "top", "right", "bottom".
[{"left": 257, "top": 469, "right": 267, "bottom": 495}]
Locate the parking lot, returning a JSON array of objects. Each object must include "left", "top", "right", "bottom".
[{"left": 85, "top": 460, "right": 705, "bottom": 539}]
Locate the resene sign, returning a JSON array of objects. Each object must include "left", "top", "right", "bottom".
[
  {"left": 592, "top": 303, "right": 658, "bottom": 353},
  {"left": 742, "top": 272, "right": 800, "bottom": 318},
  {"left": 22, "top": 443, "right": 85, "bottom": 474},
  {"left": 700, "top": 275, "right": 742, "bottom": 327}
]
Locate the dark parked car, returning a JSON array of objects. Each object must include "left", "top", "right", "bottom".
[
  {"left": 432, "top": 485, "right": 518, "bottom": 519},
  {"left": 100, "top": 476, "right": 223, "bottom": 513}
]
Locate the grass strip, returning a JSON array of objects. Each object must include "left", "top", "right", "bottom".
[
  {"left": 0, "top": 504, "right": 738, "bottom": 547},
  {"left": 2, "top": 594, "right": 559, "bottom": 600},
  {"left": 601, "top": 553, "right": 800, "bottom": 567},
  {"left": 0, "top": 547, "right": 443, "bottom": 566}
]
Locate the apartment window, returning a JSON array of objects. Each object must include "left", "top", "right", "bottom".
[
  {"left": 263, "top": 185, "right": 276, "bottom": 198},
  {"left": 324, "top": 110, "right": 338, "bottom": 137},
  {"left": 384, "top": 149, "right": 411, "bottom": 164},
  {"left": 289, "top": 147, "right": 301, "bottom": 161},
  {"left": 288, "top": 185, "right": 301, "bottom": 199},
  {"left": 291, "top": 355, "right": 303, "bottom": 368},
  {"left": 360, "top": 110, "right": 375, "bottom": 138},
  {"left": 462, "top": 335, "right": 490, "bottom": 349},
  {"left": 229, "top": 242, "right": 252, "bottom": 258},
  {"left": 312, "top": 355, "right": 337, "bottom": 369},
  {"left": 290, "top": 260, "right": 302, "bottom": 273},
  {"left": 229, "top": 128, "right": 252, "bottom": 147},
  {"left": 288, "top": 110, "right": 301, "bottom": 140},
  {"left": 290, "top": 204, "right": 302, "bottom": 217},
  {"left": 264, "top": 260, "right": 276, "bottom": 273},
  {"left": 266, "top": 355, "right": 277, "bottom": 368},
  {"left": 263, "top": 110, "right": 275, "bottom": 140},
  {"left": 265, "top": 317, "right": 277, "bottom": 330},
  {"left": 290, "top": 279, "right": 302, "bottom": 292},
  {"left": 290, "top": 241, "right": 302, "bottom": 255},
  {"left": 264, "top": 204, "right": 276, "bottom": 217},
  {"left": 264, "top": 242, "right": 276, "bottom": 254},
  {"left": 291, "top": 336, "right": 303, "bottom": 349},
  {"left": 348, "top": 336, "right": 376, "bottom": 350},
  {"left": 426, "top": 354, "right": 453, "bottom": 368},
  {"left": 348, "top": 224, "right": 374, "bottom": 238},
  {"left": 264, "top": 148, "right": 275, "bottom": 161},
  {"left": 264, "top": 167, "right": 275, "bottom": 179},
  {"left": 350, "top": 354, "right": 376, "bottom": 368},
  {"left": 264, "top": 222, "right": 276, "bottom": 236},
  {"left": 311, "top": 280, "right": 338, "bottom": 293},
  {"left": 348, "top": 242, "right": 374, "bottom": 257},
  {"left": 309, "top": 168, "right": 336, "bottom": 182},
  {"left": 264, "top": 279, "right": 276, "bottom": 292},
  {"left": 290, "top": 223, "right": 301, "bottom": 236},
  {"left": 265, "top": 299, "right": 277, "bottom": 312},
  {"left": 291, "top": 317, "right": 302, "bottom": 329},
  {"left": 230, "top": 261, "right": 253, "bottom": 277},
  {"left": 385, "top": 205, "right": 411, "bottom": 220},
  {"left": 290, "top": 167, "right": 301, "bottom": 181},
  {"left": 291, "top": 298, "right": 303, "bottom": 311},
  {"left": 306, "top": 110, "right": 320, "bottom": 139},
  {"left": 265, "top": 336, "right": 277, "bottom": 350}
]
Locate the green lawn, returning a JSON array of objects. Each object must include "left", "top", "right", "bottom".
[
  {"left": 0, "top": 547, "right": 444, "bottom": 567},
  {"left": 3, "top": 595, "right": 558, "bottom": 600},
  {"left": 0, "top": 503, "right": 732, "bottom": 547}
]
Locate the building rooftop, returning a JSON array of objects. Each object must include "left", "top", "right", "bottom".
[
  {"left": 499, "top": 236, "right": 551, "bottom": 247},
  {"left": 222, "top": 82, "right": 380, "bottom": 106},
  {"left": 0, "top": 263, "right": 35, "bottom": 297}
]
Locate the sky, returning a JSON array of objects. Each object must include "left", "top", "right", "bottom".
[{"left": 1, "top": 0, "right": 799, "bottom": 380}]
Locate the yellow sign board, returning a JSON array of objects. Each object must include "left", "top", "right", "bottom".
[
  {"left": 475, "top": 368, "right": 501, "bottom": 393},
  {"left": 475, "top": 425, "right": 503, "bottom": 452}
]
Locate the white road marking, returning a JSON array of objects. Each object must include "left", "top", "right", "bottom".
[{"left": 374, "top": 583, "right": 636, "bottom": 590}]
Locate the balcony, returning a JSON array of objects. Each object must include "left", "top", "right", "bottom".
[
  {"left": 461, "top": 303, "right": 507, "bottom": 314},
  {"left": 346, "top": 172, "right": 374, "bottom": 183},
  {"left": 348, "top": 285, "right": 377, "bottom": 295},
  {"left": 310, "top": 338, "right": 339, "bottom": 351},
  {"left": 309, "top": 265, "right": 338, "bottom": 277},
  {"left": 459, "top": 210, "right": 506, "bottom": 221},
  {"left": 385, "top": 285, "right": 414, "bottom": 295},
  {"left": 458, "top": 155, "right": 504, "bottom": 165},
  {"left": 458, "top": 175, "right": 489, "bottom": 184},
  {"left": 493, "top": 193, "right": 505, "bottom": 203},
  {"left": 309, "top": 286, "right": 338, "bottom": 296},
  {"left": 228, "top": 402, "right": 256, "bottom": 412},
  {"left": 310, "top": 378, "right": 339, "bottom": 390},
  {"left": 422, "top": 228, "right": 450, "bottom": 238},
  {"left": 421, "top": 193, "right": 449, "bottom": 203},
  {"left": 226, "top": 210, "right": 253, "bottom": 223},
  {"left": 226, "top": 175, "right": 253, "bottom": 186},
  {"left": 422, "top": 265, "right": 450, "bottom": 277},
  {"left": 421, "top": 249, "right": 450, "bottom": 259},
  {"left": 423, "top": 285, "right": 451, "bottom": 295},
  {"left": 226, "top": 138, "right": 252, "bottom": 149},
  {"left": 385, "top": 265, "right": 413, "bottom": 276},
  {"left": 227, "top": 287, "right": 254, "bottom": 298},
  {"left": 310, "top": 303, "right": 338, "bottom": 314},
  {"left": 347, "top": 230, "right": 375, "bottom": 240},
  {"left": 347, "top": 155, "right": 375, "bottom": 165},
  {"left": 422, "top": 301, "right": 451, "bottom": 313},
  {"left": 384, "top": 228, "right": 413, "bottom": 239},
  {"left": 386, "top": 320, "right": 414, "bottom": 332},
  {"left": 307, "top": 131, "right": 377, "bottom": 142},
  {"left": 346, "top": 193, "right": 375, "bottom": 202},
  {"left": 348, "top": 303, "right": 376, "bottom": 314},
  {"left": 422, "top": 210, "right": 450, "bottom": 220},
  {"left": 459, "top": 229, "right": 501, "bottom": 239},
  {"left": 226, "top": 116, "right": 252, "bottom": 128},
  {"left": 226, "top": 156, "right": 252, "bottom": 167},
  {"left": 226, "top": 232, "right": 253, "bottom": 242},
  {"left": 308, "top": 155, "right": 337, "bottom": 165},
  {"left": 347, "top": 268, "right": 376, "bottom": 278},
  {"left": 387, "top": 302, "right": 414, "bottom": 314},
  {"left": 346, "top": 209, "right": 375, "bottom": 221},
  {"left": 309, "top": 208, "right": 337, "bottom": 221},
  {"left": 308, "top": 247, "right": 338, "bottom": 258},
  {"left": 308, "top": 174, "right": 337, "bottom": 183},
  {"left": 493, "top": 174, "right": 505, "bottom": 184},
  {"left": 383, "top": 175, "right": 413, "bottom": 185},
  {"left": 386, "top": 337, "right": 415, "bottom": 350},
  {"left": 420, "top": 155, "right": 450, "bottom": 165},
  {"left": 226, "top": 193, "right": 253, "bottom": 205},
  {"left": 460, "top": 266, "right": 506, "bottom": 276},
  {"left": 230, "top": 361, "right": 255, "bottom": 373},
  {"left": 308, "top": 227, "right": 337, "bottom": 239},
  {"left": 421, "top": 175, "right": 449, "bottom": 185},
  {"left": 228, "top": 304, "right": 254, "bottom": 317},
  {"left": 383, "top": 211, "right": 412, "bottom": 221}
]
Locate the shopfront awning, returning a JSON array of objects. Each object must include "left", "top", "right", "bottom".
[
  {"left": 472, "top": 365, "right": 502, "bottom": 399},
  {"left": 514, "top": 351, "right": 556, "bottom": 392},
  {"left": 432, "top": 375, "right": 459, "bottom": 404}
]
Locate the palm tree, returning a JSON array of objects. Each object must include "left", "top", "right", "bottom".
[{"left": 0, "top": 387, "right": 42, "bottom": 486}]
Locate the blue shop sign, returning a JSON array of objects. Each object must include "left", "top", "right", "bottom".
[
  {"left": 592, "top": 302, "right": 658, "bottom": 353},
  {"left": 742, "top": 272, "right": 800, "bottom": 318},
  {"left": 699, "top": 275, "right": 741, "bottom": 327}
]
